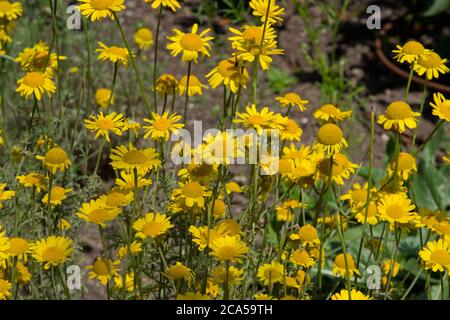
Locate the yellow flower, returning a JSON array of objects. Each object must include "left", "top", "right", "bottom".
[
  {"left": 42, "top": 186, "right": 72, "bottom": 207},
  {"left": 171, "top": 181, "right": 212, "bottom": 208},
  {"left": 254, "top": 293, "right": 274, "bottom": 300},
  {"left": 84, "top": 112, "right": 126, "bottom": 142},
  {"left": 15, "top": 41, "right": 65, "bottom": 76},
  {"left": 290, "top": 249, "right": 315, "bottom": 268},
  {"left": 36, "top": 147, "right": 71, "bottom": 174},
  {"left": 234, "top": 104, "right": 283, "bottom": 134},
  {"left": 249, "top": 0, "right": 284, "bottom": 25},
  {"left": 313, "top": 104, "right": 352, "bottom": 122},
  {"left": 229, "top": 24, "right": 284, "bottom": 70},
  {"left": 333, "top": 253, "right": 360, "bottom": 277},
  {"left": 177, "top": 292, "right": 210, "bottom": 300},
  {"left": 77, "top": 199, "right": 121, "bottom": 227},
  {"left": 280, "top": 118, "right": 302, "bottom": 141},
  {"left": 210, "top": 266, "right": 244, "bottom": 285},
  {"left": 124, "top": 119, "right": 141, "bottom": 137},
  {"left": 206, "top": 58, "right": 248, "bottom": 93},
  {"left": 0, "top": 279, "right": 11, "bottom": 300},
  {"left": 143, "top": 112, "right": 184, "bottom": 141},
  {"left": 0, "top": 183, "right": 15, "bottom": 208},
  {"left": 86, "top": 257, "right": 120, "bottom": 285},
  {"left": 16, "top": 172, "right": 46, "bottom": 192},
  {"left": 316, "top": 153, "right": 358, "bottom": 185},
  {"left": 275, "top": 92, "right": 309, "bottom": 112},
  {"left": 163, "top": 262, "right": 195, "bottom": 284},
  {"left": 225, "top": 181, "right": 242, "bottom": 194},
  {"left": 340, "top": 183, "right": 371, "bottom": 208},
  {"left": 419, "top": 239, "right": 450, "bottom": 273},
  {"left": 286, "top": 270, "right": 308, "bottom": 289},
  {"left": 430, "top": 92, "right": 450, "bottom": 122},
  {"left": 115, "top": 171, "right": 152, "bottom": 191},
  {"left": 383, "top": 259, "right": 400, "bottom": 277},
  {"left": 289, "top": 224, "right": 320, "bottom": 247},
  {"left": 78, "top": 0, "right": 125, "bottom": 22},
  {"left": 188, "top": 224, "right": 229, "bottom": 251},
  {"left": 210, "top": 235, "right": 248, "bottom": 262},
  {"left": 210, "top": 199, "right": 227, "bottom": 218},
  {"left": 331, "top": 289, "right": 372, "bottom": 300},
  {"left": 413, "top": 51, "right": 449, "bottom": 80},
  {"left": 16, "top": 71, "right": 56, "bottom": 100},
  {"left": 134, "top": 27, "right": 153, "bottom": 50},
  {"left": 314, "top": 123, "right": 348, "bottom": 155},
  {"left": 378, "top": 101, "right": 420, "bottom": 133},
  {"left": 202, "top": 131, "right": 245, "bottom": 165},
  {"left": 178, "top": 74, "right": 207, "bottom": 96},
  {"left": 95, "top": 88, "right": 115, "bottom": 108},
  {"left": 133, "top": 212, "right": 173, "bottom": 239},
  {"left": 257, "top": 262, "right": 284, "bottom": 285},
  {"left": 117, "top": 240, "right": 142, "bottom": 259},
  {"left": 110, "top": 144, "right": 160, "bottom": 173},
  {"left": 32, "top": 236, "right": 73, "bottom": 269},
  {"left": 98, "top": 190, "right": 133, "bottom": 208},
  {"left": 378, "top": 192, "right": 417, "bottom": 227},
  {"left": 167, "top": 23, "right": 214, "bottom": 63},
  {"left": 388, "top": 152, "right": 417, "bottom": 180},
  {"left": 392, "top": 41, "right": 428, "bottom": 64},
  {"left": 59, "top": 218, "right": 71, "bottom": 231},
  {"left": 96, "top": 42, "right": 130, "bottom": 66},
  {"left": 7, "top": 237, "right": 30, "bottom": 261},
  {"left": 114, "top": 272, "right": 134, "bottom": 292},
  {"left": 355, "top": 202, "right": 379, "bottom": 225},
  {"left": 178, "top": 162, "right": 218, "bottom": 185},
  {"left": 156, "top": 74, "right": 178, "bottom": 96},
  {"left": 0, "top": 1, "right": 22, "bottom": 20},
  {"left": 15, "top": 261, "right": 31, "bottom": 284},
  {"left": 144, "top": 0, "right": 181, "bottom": 12}
]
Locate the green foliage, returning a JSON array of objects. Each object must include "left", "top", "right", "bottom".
[{"left": 266, "top": 66, "right": 296, "bottom": 94}]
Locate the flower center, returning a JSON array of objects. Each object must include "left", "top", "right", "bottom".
[
  {"left": 8, "top": 238, "right": 28, "bottom": 254},
  {"left": 440, "top": 101, "right": 450, "bottom": 118},
  {"left": 96, "top": 118, "right": 114, "bottom": 129},
  {"left": 180, "top": 33, "right": 203, "bottom": 51},
  {"left": 284, "top": 93, "right": 301, "bottom": 104},
  {"left": 319, "top": 104, "right": 340, "bottom": 116},
  {"left": 96, "top": 89, "right": 111, "bottom": 101},
  {"left": 418, "top": 52, "right": 442, "bottom": 68},
  {"left": 32, "top": 51, "right": 50, "bottom": 69},
  {"left": 187, "top": 163, "right": 213, "bottom": 177},
  {"left": 396, "top": 152, "right": 415, "bottom": 171},
  {"left": 430, "top": 249, "right": 450, "bottom": 265},
  {"left": 90, "top": 208, "right": 111, "bottom": 222},
  {"left": 142, "top": 221, "right": 162, "bottom": 237},
  {"left": 49, "top": 186, "right": 66, "bottom": 201},
  {"left": 264, "top": 268, "right": 281, "bottom": 280},
  {"left": 247, "top": 115, "right": 266, "bottom": 125},
  {"left": 23, "top": 72, "right": 45, "bottom": 88},
  {"left": 335, "top": 254, "right": 356, "bottom": 268},
  {"left": 182, "top": 182, "right": 203, "bottom": 198},
  {"left": 153, "top": 118, "right": 171, "bottom": 131},
  {"left": 284, "top": 119, "right": 300, "bottom": 134},
  {"left": 0, "top": 1, "right": 12, "bottom": 12},
  {"left": 243, "top": 26, "right": 262, "bottom": 44},
  {"left": 298, "top": 225, "right": 317, "bottom": 242},
  {"left": 218, "top": 246, "right": 238, "bottom": 260},
  {"left": 385, "top": 101, "right": 412, "bottom": 120},
  {"left": 217, "top": 59, "right": 237, "bottom": 78},
  {"left": 45, "top": 147, "right": 68, "bottom": 164},
  {"left": 317, "top": 124, "right": 343, "bottom": 145},
  {"left": 90, "top": 0, "right": 114, "bottom": 10},
  {"left": 402, "top": 41, "right": 425, "bottom": 55},
  {"left": 352, "top": 189, "right": 368, "bottom": 202},
  {"left": 107, "top": 46, "right": 127, "bottom": 58},
  {"left": 122, "top": 150, "right": 147, "bottom": 164},
  {"left": 386, "top": 205, "right": 404, "bottom": 219},
  {"left": 106, "top": 192, "right": 127, "bottom": 207},
  {"left": 293, "top": 250, "right": 310, "bottom": 264},
  {"left": 42, "top": 246, "right": 64, "bottom": 262},
  {"left": 136, "top": 28, "right": 152, "bottom": 42},
  {"left": 93, "top": 259, "right": 113, "bottom": 276}
]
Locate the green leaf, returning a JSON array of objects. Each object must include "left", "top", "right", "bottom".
[
  {"left": 266, "top": 67, "right": 296, "bottom": 94},
  {"left": 422, "top": 0, "right": 450, "bottom": 17}
]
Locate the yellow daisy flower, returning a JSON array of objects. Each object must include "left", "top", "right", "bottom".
[
  {"left": 98, "top": 190, "right": 133, "bottom": 208},
  {"left": 333, "top": 253, "right": 360, "bottom": 277},
  {"left": 331, "top": 289, "right": 372, "bottom": 300},
  {"left": 133, "top": 212, "right": 173, "bottom": 239},
  {"left": 96, "top": 42, "right": 130, "bottom": 66},
  {"left": 340, "top": 183, "right": 371, "bottom": 208},
  {"left": 378, "top": 192, "right": 417, "bottom": 227},
  {"left": 7, "top": 237, "right": 30, "bottom": 261},
  {"left": 313, "top": 104, "right": 352, "bottom": 122},
  {"left": 124, "top": 119, "right": 142, "bottom": 137},
  {"left": 0, "top": 183, "right": 15, "bottom": 208},
  {"left": 163, "top": 262, "right": 195, "bottom": 284},
  {"left": 228, "top": 24, "right": 284, "bottom": 70},
  {"left": 419, "top": 239, "right": 450, "bottom": 273},
  {"left": 383, "top": 259, "right": 400, "bottom": 277},
  {"left": 156, "top": 74, "right": 178, "bottom": 96},
  {"left": 171, "top": 181, "right": 212, "bottom": 208},
  {"left": 0, "top": 279, "right": 11, "bottom": 300},
  {"left": 134, "top": 27, "right": 153, "bottom": 50},
  {"left": 378, "top": 101, "right": 420, "bottom": 133},
  {"left": 188, "top": 224, "right": 229, "bottom": 251},
  {"left": 15, "top": 261, "right": 31, "bottom": 284},
  {"left": 314, "top": 124, "right": 348, "bottom": 156},
  {"left": 95, "top": 88, "right": 115, "bottom": 108},
  {"left": 290, "top": 249, "right": 315, "bottom": 268},
  {"left": 392, "top": 40, "right": 428, "bottom": 64},
  {"left": 144, "top": 0, "right": 181, "bottom": 12},
  {"left": 178, "top": 74, "right": 207, "bottom": 96},
  {"left": 413, "top": 51, "right": 449, "bottom": 80},
  {"left": 388, "top": 152, "right": 417, "bottom": 180},
  {"left": 0, "top": 1, "right": 22, "bottom": 20},
  {"left": 78, "top": 0, "right": 125, "bottom": 22},
  {"left": 234, "top": 104, "right": 283, "bottom": 134},
  {"left": 117, "top": 241, "right": 142, "bottom": 259},
  {"left": 225, "top": 181, "right": 242, "bottom": 194},
  {"left": 202, "top": 131, "right": 245, "bottom": 165},
  {"left": 206, "top": 58, "right": 248, "bottom": 93},
  {"left": 31, "top": 236, "right": 73, "bottom": 269},
  {"left": 143, "top": 112, "right": 184, "bottom": 141},
  {"left": 16, "top": 172, "right": 46, "bottom": 192},
  {"left": 280, "top": 118, "right": 302, "bottom": 141},
  {"left": 58, "top": 218, "right": 71, "bottom": 231},
  {"left": 210, "top": 235, "right": 249, "bottom": 262},
  {"left": 114, "top": 272, "right": 134, "bottom": 292},
  {"left": 16, "top": 71, "right": 56, "bottom": 100},
  {"left": 257, "top": 262, "right": 284, "bottom": 286},
  {"left": 249, "top": 0, "right": 284, "bottom": 25},
  {"left": 355, "top": 202, "right": 379, "bottom": 225},
  {"left": 289, "top": 224, "right": 320, "bottom": 247},
  {"left": 42, "top": 186, "right": 72, "bottom": 207},
  {"left": 86, "top": 257, "right": 120, "bottom": 285},
  {"left": 211, "top": 266, "right": 243, "bottom": 285},
  {"left": 430, "top": 92, "right": 450, "bottom": 122},
  {"left": 178, "top": 162, "right": 218, "bottom": 185},
  {"left": 316, "top": 153, "right": 358, "bottom": 185},
  {"left": 110, "top": 144, "right": 160, "bottom": 173},
  {"left": 76, "top": 199, "right": 121, "bottom": 227},
  {"left": 36, "top": 147, "right": 71, "bottom": 174},
  {"left": 275, "top": 92, "right": 309, "bottom": 112},
  {"left": 84, "top": 112, "right": 126, "bottom": 142},
  {"left": 115, "top": 171, "right": 152, "bottom": 191},
  {"left": 167, "top": 23, "right": 214, "bottom": 63}
]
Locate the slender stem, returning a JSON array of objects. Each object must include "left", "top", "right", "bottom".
[
  {"left": 183, "top": 61, "right": 192, "bottom": 124},
  {"left": 93, "top": 140, "right": 106, "bottom": 176},
  {"left": 153, "top": 6, "right": 163, "bottom": 109}
]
